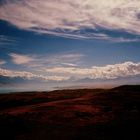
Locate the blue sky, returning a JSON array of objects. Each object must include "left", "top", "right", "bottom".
[{"left": 0, "top": 0, "right": 140, "bottom": 92}]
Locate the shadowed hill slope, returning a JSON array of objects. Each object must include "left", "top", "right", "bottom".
[{"left": 112, "top": 85, "right": 140, "bottom": 91}]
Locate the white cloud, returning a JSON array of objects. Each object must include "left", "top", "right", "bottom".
[
  {"left": 0, "top": 68, "right": 37, "bottom": 79},
  {"left": 45, "top": 61, "right": 140, "bottom": 79},
  {"left": 8, "top": 53, "right": 140, "bottom": 80},
  {"left": 10, "top": 53, "right": 35, "bottom": 65},
  {"left": 0, "top": 61, "right": 140, "bottom": 83},
  {"left": 0, "top": 59, "right": 6, "bottom": 65},
  {"left": 46, "top": 54, "right": 84, "bottom": 66},
  {"left": 0, "top": 0, "right": 140, "bottom": 40},
  {"left": 0, "top": 68, "right": 69, "bottom": 81},
  {"left": 9, "top": 53, "right": 84, "bottom": 67},
  {"left": 61, "top": 63, "right": 78, "bottom": 67}
]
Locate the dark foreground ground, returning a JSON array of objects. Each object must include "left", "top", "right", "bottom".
[{"left": 0, "top": 85, "right": 140, "bottom": 140}]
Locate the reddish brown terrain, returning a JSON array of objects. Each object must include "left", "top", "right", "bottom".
[{"left": 0, "top": 85, "right": 140, "bottom": 140}]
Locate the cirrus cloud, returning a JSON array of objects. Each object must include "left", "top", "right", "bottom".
[
  {"left": 0, "top": 0, "right": 140, "bottom": 41},
  {"left": 0, "top": 35, "right": 17, "bottom": 46}
]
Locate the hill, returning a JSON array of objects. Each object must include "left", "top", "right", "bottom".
[
  {"left": 112, "top": 85, "right": 140, "bottom": 91},
  {"left": 0, "top": 86, "right": 139, "bottom": 140}
]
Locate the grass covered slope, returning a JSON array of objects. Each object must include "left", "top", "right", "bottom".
[{"left": 0, "top": 86, "right": 140, "bottom": 140}]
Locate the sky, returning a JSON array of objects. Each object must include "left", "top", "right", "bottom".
[{"left": 0, "top": 0, "right": 140, "bottom": 92}]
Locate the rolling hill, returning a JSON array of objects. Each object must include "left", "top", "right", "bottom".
[{"left": 0, "top": 85, "right": 139, "bottom": 140}]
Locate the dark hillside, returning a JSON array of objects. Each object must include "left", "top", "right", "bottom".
[{"left": 0, "top": 86, "right": 139, "bottom": 140}]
